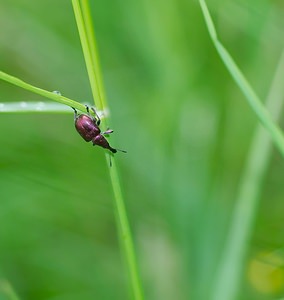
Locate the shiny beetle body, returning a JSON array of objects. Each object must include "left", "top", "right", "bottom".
[{"left": 73, "top": 106, "right": 125, "bottom": 154}]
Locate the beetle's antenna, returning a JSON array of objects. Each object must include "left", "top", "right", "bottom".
[
  {"left": 116, "top": 148, "right": 127, "bottom": 153},
  {"left": 109, "top": 147, "right": 126, "bottom": 154},
  {"left": 85, "top": 105, "right": 90, "bottom": 115}
]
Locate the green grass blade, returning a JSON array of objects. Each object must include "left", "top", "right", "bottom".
[
  {"left": 71, "top": 0, "right": 103, "bottom": 110},
  {"left": 109, "top": 159, "right": 144, "bottom": 300},
  {"left": 0, "top": 71, "right": 87, "bottom": 112},
  {"left": 210, "top": 50, "right": 284, "bottom": 300},
  {"left": 80, "top": 0, "right": 107, "bottom": 110},
  {"left": 199, "top": 0, "right": 284, "bottom": 157},
  {"left": 72, "top": 1, "right": 144, "bottom": 299}
]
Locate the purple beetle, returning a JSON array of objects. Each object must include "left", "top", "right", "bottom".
[{"left": 72, "top": 105, "right": 126, "bottom": 155}]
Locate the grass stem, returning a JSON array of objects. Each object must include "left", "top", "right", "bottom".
[{"left": 72, "top": 1, "right": 144, "bottom": 299}]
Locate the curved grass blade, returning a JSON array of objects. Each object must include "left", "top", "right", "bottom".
[
  {"left": 0, "top": 71, "right": 87, "bottom": 112},
  {"left": 199, "top": 0, "right": 284, "bottom": 157}
]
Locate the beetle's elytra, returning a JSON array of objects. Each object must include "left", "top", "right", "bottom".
[{"left": 72, "top": 105, "right": 126, "bottom": 155}]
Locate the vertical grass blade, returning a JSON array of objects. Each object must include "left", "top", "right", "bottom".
[
  {"left": 80, "top": 0, "right": 107, "bottom": 110},
  {"left": 71, "top": 0, "right": 102, "bottom": 110},
  {"left": 199, "top": 0, "right": 284, "bottom": 157},
  {"left": 210, "top": 50, "right": 284, "bottom": 299},
  {"left": 72, "top": 1, "right": 144, "bottom": 299}
]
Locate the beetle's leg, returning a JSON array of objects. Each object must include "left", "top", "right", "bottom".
[
  {"left": 102, "top": 128, "right": 114, "bottom": 135},
  {"left": 85, "top": 105, "right": 90, "bottom": 116},
  {"left": 72, "top": 107, "right": 78, "bottom": 120},
  {"left": 91, "top": 107, "right": 101, "bottom": 126}
]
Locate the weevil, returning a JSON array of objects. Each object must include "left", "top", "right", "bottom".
[{"left": 72, "top": 105, "right": 126, "bottom": 155}]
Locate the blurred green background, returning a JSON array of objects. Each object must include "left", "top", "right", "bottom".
[{"left": 0, "top": 0, "right": 284, "bottom": 299}]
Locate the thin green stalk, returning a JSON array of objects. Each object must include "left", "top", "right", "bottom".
[
  {"left": 211, "top": 51, "right": 284, "bottom": 299},
  {"left": 72, "top": 1, "right": 144, "bottom": 299},
  {"left": 199, "top": 0, "right": 284, "bottom": 157},
  {"left": 0, "top": 71, "right": 86, "bottom": 112},
  {"left": 80, "top": 0, "right": 107, "bottom": 110},
  {"left": 71, "top": 0, "right": 103, "bottom": 110}
]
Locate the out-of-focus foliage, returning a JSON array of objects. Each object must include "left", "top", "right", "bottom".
[{"left": 0, "top": 0, "right": 284, "bottom": 299}]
